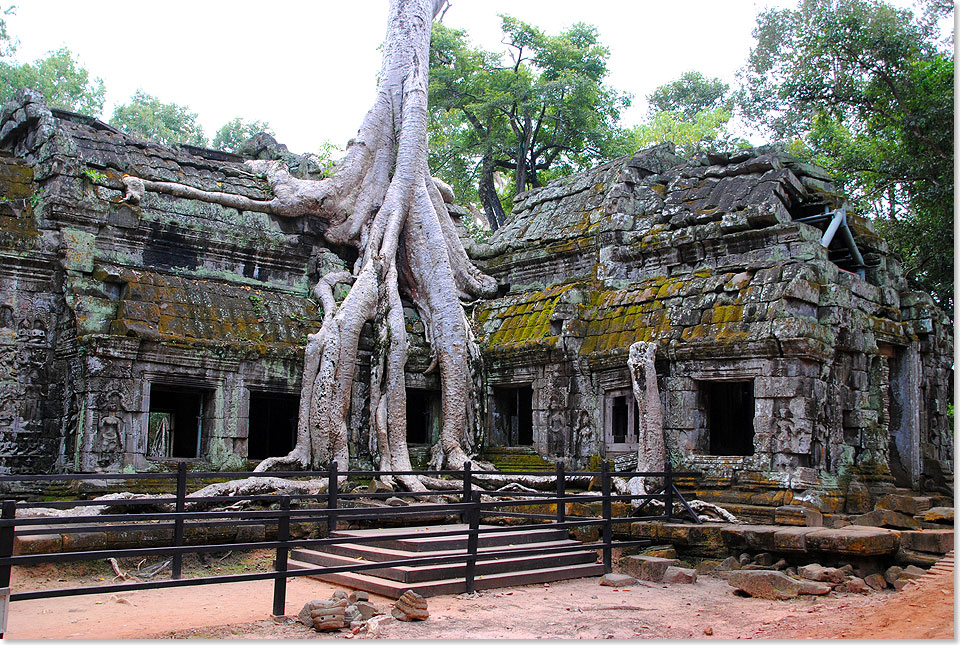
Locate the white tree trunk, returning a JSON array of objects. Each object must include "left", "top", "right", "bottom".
[{"left": 624, "top": 342, "right": 666, "bottom": 498}]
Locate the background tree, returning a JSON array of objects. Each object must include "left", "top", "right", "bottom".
[
  {"left": 740, "top": 0, "right": 953, "bottom": 310},
  {"left": 212, "top": 117, "right": 273, "bottom": 153},
  {"left": 0, "top": 47, "right": 105, "bottom": 116},
  {"left": 623, "top": 70, "right": 745, "bottom": 157},
  {"left": 110, "top": 90, "right": 207, "bottom": 147},
  {"left": 428, "top": 17, "right": 629, "bottom": 230}
]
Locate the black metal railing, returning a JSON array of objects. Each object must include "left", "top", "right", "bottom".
[{"left": 0, "top": 460, "right": 698, "bottom": 636}]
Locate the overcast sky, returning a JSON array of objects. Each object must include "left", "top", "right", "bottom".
[{"left": 5, "top": 0, "right": 928, "bottom": 154}]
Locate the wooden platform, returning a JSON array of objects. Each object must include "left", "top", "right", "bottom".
[{"left": 288, "top": 523, "right": 605, "bottom": 598}]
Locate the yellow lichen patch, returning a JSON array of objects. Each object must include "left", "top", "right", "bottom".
[{"left": 482, "top": 283, "right": 578, "bottom": 351}]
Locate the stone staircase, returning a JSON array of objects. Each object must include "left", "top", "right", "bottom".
[{"left": 288, "top": 523, "right": 605, "bottom": 598}]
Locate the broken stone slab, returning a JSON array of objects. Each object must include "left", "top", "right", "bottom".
[
  {"left": 600, "top": 573, "right": 638, "bottom": 587},
  {"left": 853, "top": 509, "right": 920, "bottom": 530},
  {"left": 662, "top": 566, "right": 697, "bottom": 584},
  {"left": 797, "top": 564, "right": 845, "bottom": 585},
  {"left": 641, "top": 545, "right": 678, "bottom": 559},
  {"left": 349, "top": 590, "right": 370, "bottom": 604},
  {"left": 772, "top": 526, "right": 822, "bottom": 552},
  {"left": 392, "top": 590, "right": 429, "bottom": 621},
  {"left": 717, "top": 556, "right": 740, "bottom": 571},
  {"left": 752, "top": 552, "right": 776, "bottom": 566},
  {"left": 621, "top": 555, "right": 679, "bottom": 582},
  {"left": 355, "top": 601, "right": 381, "bottom": 621},
  {"left": 727, "top": 570, "right": 830, "bottom": 600},
  {"left": 899, "top": 529, "right": 953, "bottom": 554},
  {"left": 892, "top": 578, "right": 916, "bottom": 591},
  {"left": 919, "top": 507, "right": 954, "bottom": 524},
  {"left": 876, "top": 494, "right": 933, "bottom": 516},
  {"left": 883, "top": 565, "right": 903, "bottom": 584},
  {"left": 695, "top": 560, "right": 722, "bottom": 575}
]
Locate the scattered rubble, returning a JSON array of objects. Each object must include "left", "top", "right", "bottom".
[
  {"left": 392, "top": 590, "right": 430, "bottom": 621},
  {"left": 297, "top": 590, "right": 387, "bottom": 633}
]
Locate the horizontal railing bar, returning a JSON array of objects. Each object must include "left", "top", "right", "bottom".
[{"left": 479, "top": 511, "right": 555, "bottom": 520}]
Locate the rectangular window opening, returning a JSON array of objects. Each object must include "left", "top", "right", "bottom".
[
  {"left": 248, "top": 392, "right": 299, "bottom": 460},
  {"left": 705, "top": 381, "right": 755, "bottom": 456},
  {"left": 492, "top": 386, "right": 534, "bottom": 447},
  {"left": 148, "top": 384, "right": 210, "bottom": 459}
]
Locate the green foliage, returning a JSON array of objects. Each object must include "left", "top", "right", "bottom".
[
  {"left": 0, "top": 47, "right": 105, "bottom": 116},
  {"left": 212, "top": 117, "right": 273, "bottom": 153},
  {"left": 740, "top": 0, "right": 953, "bottom": 310},
  {"left": 80, "top": 167, "right": 105, "bottom": 183},
  {"left": 428, "top": 17, "right": 630, "bottom": 229},
  {"left": 109, "top": 90, "right": 208, "bottom": 147},
  {"left": 647, "top": 71, "right": 731, "bottom": 118},
  {"left": 315, "top": 140, "right": 344, "bottom": 176}
]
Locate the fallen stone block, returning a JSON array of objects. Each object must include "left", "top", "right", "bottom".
[
  {"left": 298, "top": 598, "right": 348, "bottom": 632},
  {"left": 663, "top": 566, "right": 697, "bottom": 584},
  {"left": 853, "top": 509, "right": 920, "bottom": 530},
  {"left": 839, "top": 576, "right": 869, "bottom": 593},
  {"left": 899, "top": 529, "right": 953, "bottom": 554},
  {"left": 642, "top": 545, "right": 678, "bottom": 559},
  {"left": 920, "top": 507, "right": 954, "bottom": 524},
  {"left": 753, "top": 552, "right": 776, "bottom": 566},
  {"left": 349, "top": 590, "right": 370, "bottom": 603},
  {"left": 355, "top": 601, "right": 381, "bottom": 621},
  {"left": 797, "top": 563, "right": 845, "bottom": 585},
  {"left": 718, "top": 556, "right": 740, "bottom": 571},
  {"left": 695, "top": 560, "right": 721, "bottom": 575},
  {"left": 893, "top": 578, "right": 916, "bottom": 591},
  {"left": 600, "top": 573, "right": 638, "bottom": 587},
  {"left": 622, "top": 555, "right": 678, "bottom": 582},
  {"left": 876, "top": 494, "right": 932, "bottom": 516},
  {"left": 883, "top": 565, "right": 903, "bottom": 584},
  {"left": 392, "top": 590, "right": 429, "bottom": 621},
  {"left": 727, "top": 570, "right": 830, "bottom": 600},
  {"left": 863, "top": 574, "right": 887, "bottom": 591}
]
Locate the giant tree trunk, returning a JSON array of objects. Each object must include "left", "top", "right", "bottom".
[
  {"left": 121, "top": 0, "right": 498, "bottom": 489},
  {"left": 478, "top": 155, "right": 506, "bottom": 231}
]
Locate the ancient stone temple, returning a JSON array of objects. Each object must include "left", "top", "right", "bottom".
[{"left": 0, "top": 92, "right": 952, "bottom": 504}]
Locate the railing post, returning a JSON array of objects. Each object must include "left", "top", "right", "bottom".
[
  {"left": 601, "top": 460, "right": 612, "bottom": 573},
  {"left": 327, "top": 461, "right": 338, "bottom": 535},
  {"left": 461, "top": 461, "right": 472, "bottom": 524},
  {"left": 664, "top": 460, "right": 674, "bottom": 522},
  {"left": 172, "top": 461, "right": 187, "bottom": 579},
  {"left": 556, "top": 461, "right": 565, "bottom": 524},
  {"left": 272, "top": 496, "right": 290, "bottom": 617},
  {"left": 465, "top": 490, "right": 480, "bottom": 594},
  {"left": 0, "top": 500, "right": 15, "bottom": 639}
]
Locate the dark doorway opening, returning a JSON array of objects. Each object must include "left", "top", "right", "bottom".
[
  {"left": 148, "top": 384, "right": 209, "bottom": 459},
  {"left": 492, "top": 386, "right": 534, "bottom": 446},
  {"left": 706, "top": 381, "right": 755, "bottom": 456},
  {"left": 248, "top": 392, "right": 299, "bottom": 460},
  {"left": 406, "top": 388, "right": 440, "bottom": 445}
]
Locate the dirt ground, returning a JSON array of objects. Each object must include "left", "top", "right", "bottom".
[{"left": 4, "top": 551, "right": 953, "bottom": 639}]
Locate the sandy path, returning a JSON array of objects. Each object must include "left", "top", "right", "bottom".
[{"left": 5, "top": 565, "right": 953, "bottom": 640}]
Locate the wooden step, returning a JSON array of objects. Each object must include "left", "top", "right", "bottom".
[
  {"left": 329, "top": 524, "right": 568, "bottom": 552},
  {"left": 290, "top": 545, "right": 599, "bottom": 583},
  {"left": 316, "top": 537, "right": 584, "bottom": 563},
  {"left": 289, "top": 560, "right": 606, "bottom": 599}
]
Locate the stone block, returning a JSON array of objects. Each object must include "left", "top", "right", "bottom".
[
  {"left": 392, "top": 590, "right": 428, "bottom": 621},
  {"left": 641, "top": 545, "right": 678, "bottom": 559},
  {"left": 662, "top": 566, "right": 697, "bottom": 584},
  {"left": 774, "top": 505, "right": 823, "bottom": 527},
  {"left": 599, "top": 573, "right": 638, "bottom": 587},
  {"left": 804, "top": 527, "right": 900, "bottom": 556},
  {"left": 720, "top": 525, "right": 779, "bottom": 552},
  {"left": 919, "top": 507, "right": 953, "bottom": 524},
  {"left": 876, "top": 494, "right": 933, "bottom": 516},
  {"left": 863, "top": 574, "right": 887, "bottom": 591},
  {"left": 772, "top": 526, "right": 820, "bottom": 552},
  {"left": 13, "top": 532, "right": 62, "bottom": 555},
  {"left": 797, "top": 564, "right": 845, "bottom": 584},
  {"left": 853, "top": 509, "right": 919, "bottom": 530},
  {"left": 899, "top": 529, "right": 953, "bottom": 554},
  {"left": 621, "top": 555, "right": 678, "bottom": 582}
]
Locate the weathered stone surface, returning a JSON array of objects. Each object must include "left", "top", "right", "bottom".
[
  {"left": 622, "top": 555, "right": 678, "bottom": 582},
  {"left": 863, "top": 574, "right": 888, "bottom": 591},
  {"left": 641, "top": 545, "right": 678, "bottom": 559},
  {"left": 803, "top": 527, "right": 901, "bottom": 556},
  {"left": 695, "top": 560, "right": 722, "bottom": 575},
  {"left": 355, "top": 601, "right": 381, "bottom": 621},
  {"left": 662, "top": 566, "right": 697, "bottom": 584},
  {"left": 752, "top": 552, "right": 776, "bottom": 566},
  {"left": 600, "top": 573, "right": 639, "bottom": 587},
  {"left": 298, "top": 598, "right": 348, "bottom": 632},
  {"left": 853, "top": 509, "right": 920, "bottom": 530},
  {"left": 349, "top": 590, "right": 370, "bottom": 604},
  {"left": 839, "top": 576, "right": 869, "bottom": 593},
  {"left": 726, "top": 570, "right": 832, "bottom": 600},
  {"left": 797, "top": 564, "right": 845, "bottom": 584},
  {"left": 899, "top": 530, "right": 953, "bottom": 554},
  {"left": 392, "top": 590, "right": 429, "bottom": 621},
  {"left": 876, "top": 494, "right": 932, "bottom": 516},
  {"left": 775, "top": 505, "right": 823, "bottom": 527},
  {"left": 843, "top": 479, "right": 873, "bottom": 514},
  {"left": 920, "top": 507, "right": 954, "bottom": 524},
  {"left": 883, "top": 565, "right": 903, "bottom": 584}
]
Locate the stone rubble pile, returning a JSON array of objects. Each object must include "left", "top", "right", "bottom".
[{"left": 297, "top": 589, "right": 424, "bottom": 636}]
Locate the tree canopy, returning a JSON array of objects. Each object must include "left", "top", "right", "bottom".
[
  {"left": 109, "top": 90, "right": 208, "bottom": 147},
  {"left": 213, "top": 117, "right": 274, "bottom": 153},
  {"left": 0, "top": 46, "right": 105, "bottom": 116},
  {"left": 428, "top": 16, "right": 629, "bottom": 230},
  {"left": 740, "top": 0, "right": 953, "bottom": 310}
]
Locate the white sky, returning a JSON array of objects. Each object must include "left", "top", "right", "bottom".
[{"left": 5, "top": 0, "right": 930, "bottom": 154}]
